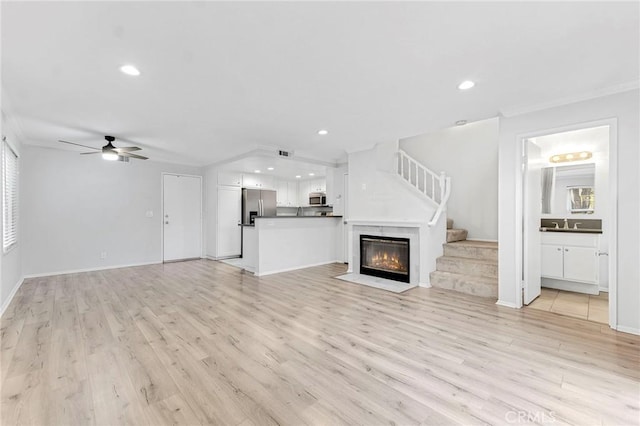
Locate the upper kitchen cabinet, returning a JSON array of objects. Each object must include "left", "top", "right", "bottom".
[
  {"left": 275, "top": 179, "right": 299, "bottom": 206},
  {"left": 243, "top": 173, "right": 275, "bottom": 190},
  {"left": 218, "top": 171, "right": 243, "bottom": 187},
  {"left": 309, "top": 178, "right": 326, "bottom": 193}
]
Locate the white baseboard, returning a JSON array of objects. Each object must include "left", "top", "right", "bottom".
[
  {"left": 598, "top": 287, "right": 609, "bottom": 293},
  {"left": 615, "top": 325, "right": 640, "bottom": 336},
  {"left": 22, "top": 261, "right": 163, "bottom": 279},
  {"left": 206, "top": 255, "right": 240, "bottom": 261},
  {"left": 495, "top": 300, "right": 519, "bottom": 309},
  {"left": 0, "top": 276, "right": 25, "bottom": 317},
  {"left": 255, "top": 260, "right": 341, "bottom": 277},
  {"left": 418, "top": 281, "right": 432, "bottom": 288}
]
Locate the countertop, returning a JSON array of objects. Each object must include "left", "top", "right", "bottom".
[
  {"left": 539, "top": 227, "right": 602, "bottom": 234},
  {"left": 241, "top": 215, "right": 343, "bottom": 227}
]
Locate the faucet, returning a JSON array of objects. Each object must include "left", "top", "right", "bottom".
[
  {"left": 551, "top": 222, "right": 559, "bottom": 229},
  {"left": 563, "top": 218, "right": 569, "bottom": 229},
  {"left": 573, "top": 222, "right": 581, "bottom": 230}
]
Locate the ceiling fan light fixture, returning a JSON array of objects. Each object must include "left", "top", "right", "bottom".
[{"left": 102, "top": 152, "right": 118, "bottom": 161}]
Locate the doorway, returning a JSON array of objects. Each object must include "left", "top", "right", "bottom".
[
  {"left": 162, "top": 173, "right": 203, "bottom": 262},
  {"left": 521, "top": 121, "right": 616, "bottom": 326}
]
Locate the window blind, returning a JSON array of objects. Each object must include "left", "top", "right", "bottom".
[{"left": 2, "top": 139, "right": 18, "bottom": 252}]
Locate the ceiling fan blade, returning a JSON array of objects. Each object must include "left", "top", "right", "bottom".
[
  {"left": 59, "top": 140, "right": 100, "bottom": 150},
  {"left": 80, "top": 152, "right": 101, "bottom": 155},
  {"left": 113, "top": 146, "right": 141, "bottom": 152},
  {"left": 119, "top": 152, "right": 148, "bottom": 160}
]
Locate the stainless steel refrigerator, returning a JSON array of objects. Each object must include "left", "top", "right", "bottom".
[
  {"left": 241, "top": 188, "right": 277, "bottom": 225},
  {"left": 240, "top": 188, "right": 276, "bottom": 258}
]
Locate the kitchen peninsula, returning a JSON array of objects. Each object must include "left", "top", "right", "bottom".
[{"left": 241, "top": 216, "right": 343, "bottom": 275}]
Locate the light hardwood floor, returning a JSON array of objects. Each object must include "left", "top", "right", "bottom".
[{"left": 1, "top": 260, "right": 639, "bottom": 425}]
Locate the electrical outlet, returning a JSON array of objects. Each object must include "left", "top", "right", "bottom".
[{"left": 100, "top": 251, "right": 107, "bottom": 259}]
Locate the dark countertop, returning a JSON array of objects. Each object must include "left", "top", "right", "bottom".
[
  {"left": 240, "top": 216, "right": 343, "bottom": 227},
  {"left": 257, "top": 215, "right": 343, "bottom": 219},
  {"left": 539, "top": 227, "right": 602, "bottom": 234}
]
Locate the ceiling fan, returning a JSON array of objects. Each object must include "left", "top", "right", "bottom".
[{"left": 58, "top": 135, "right": 148, "bottom": 161}]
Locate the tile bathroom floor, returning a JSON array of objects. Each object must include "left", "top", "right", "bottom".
[{"left": 527, "top": 288, "right": 608, "bottom": 324}]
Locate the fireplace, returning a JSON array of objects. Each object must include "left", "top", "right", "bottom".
[{"left": 360, "top": 235, "right": 410, "bottom": 283}]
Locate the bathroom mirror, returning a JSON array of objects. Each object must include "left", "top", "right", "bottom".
[{"left": 541, "top": 163, "right": 595, "bottom": 215}]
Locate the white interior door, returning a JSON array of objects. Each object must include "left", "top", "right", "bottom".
[
  {"left": 163, "top": 174, "right": 202, "bottom": 262},
  {"left": 217, "top": 186, "right": 241, "bottom": 257},
  {"left": 523, "top": 140, "right": 542, "bottom": 304}
]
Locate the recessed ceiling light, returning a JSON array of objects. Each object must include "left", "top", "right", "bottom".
[
  {"left": 458, "top": 80, "right": 475, "bottom": 90},
  {"left": 295, "top": 175, "right": 301, "bottom": 179},
  {"left": 267, "top": 167, "right": 274, "bottom": 171},
  {"left": 254, "top": 169, "right": 261, "bottom": 173},
  {"left": 455, "top": 120, "right": 467, "bottom": 126},
  {"left": 120, "top": 65, "right": 141, "bottom": 76},
  {"left": 318, "top": 129, "right": 329, "bottom": 135},
  {"left": 308, "top": 173, "right": 315, "bottom": 176}
]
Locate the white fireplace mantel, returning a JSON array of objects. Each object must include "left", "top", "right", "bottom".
[{"left": 347, "top": 219, "right": 424, "bottom": 228}]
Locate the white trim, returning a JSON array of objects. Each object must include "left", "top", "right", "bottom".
[
  {"left": 22, "top": 261, "right": 162, "bottom": 279},
  {"left": 513, "top": 118, "right": 618, "bottom": 327},
  {"left": 500, "top": 80, "right": 639, "bottom": 118},
  {"left": 0, "top": 276, "right": 24, "bottom": 317},
  {"left": 347, "top": 219, "right": 423, "bottom": 228},
  {"left": 255, "top": 260, "right": 341, "bottom": 276},
  {"left": 598, "top": 287, "right": 609, "bottom": 293},
  {"left": 495, "top": 300, "right": 519, "bottom": 309},
  {"left": 615, "top": 325, "right": 640, "bottom": 336}
]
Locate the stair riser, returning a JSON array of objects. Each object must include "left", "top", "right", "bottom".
[
  {"left": 443, "top": 245, "right": 498, "bottom": 261},
  {"left": 430, "top": 273, "right": 498, "bottom": 298},
  {"left": 436, "top": 257, "right": 497, "bottom": 279},
  {"left": 446, "top": 229, "right": 468, "bottom": 243}
]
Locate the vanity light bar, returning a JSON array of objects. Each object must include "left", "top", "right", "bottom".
[{"left": 549, "top": 151, "right": 592, "bottom": 163}]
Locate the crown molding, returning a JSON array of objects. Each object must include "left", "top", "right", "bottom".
[{"left": 499, "top": 80, "right": 640, "bottom": 118}]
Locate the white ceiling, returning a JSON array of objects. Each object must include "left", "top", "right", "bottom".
[{"left": 2, "top": 2, "right": 638, "bottom": 167}]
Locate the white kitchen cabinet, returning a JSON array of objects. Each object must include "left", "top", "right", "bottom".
[
  {"left": 243, "top": 173, "right": 275, "bottom": 190},
  {"left": 275, "top": 179, "right": 299, "bottom": 206},
  {"left": 309, "top": 178, "right": 326, "bottom": 192},
  {"left": 541, "top": 244, "right": 564, "bottom": 279},
  {"left": 540, "top": 233, "right": 599, "bottom": 285},
  {"left": 218, "top": 171, "right": 242, "bottom": 187},
  {"left": 217, "top": 186, "right": 241, "bottom": 257},
  {"left": 298, "top": 180, "right": 311, "bottom": 206},
  {"left": 287, "top": 181, "right": 298, "bottom": 206}
]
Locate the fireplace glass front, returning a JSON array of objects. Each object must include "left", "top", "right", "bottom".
[{"left": 360, "top": 235, "right": 410, "bottom": 283}]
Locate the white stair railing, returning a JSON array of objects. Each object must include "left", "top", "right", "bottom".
[{"left": 397, "top": 149, "right": 451, "bottom": 227}]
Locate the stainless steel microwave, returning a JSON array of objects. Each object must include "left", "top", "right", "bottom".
[{"left": 309, "top": 192, "right": 326, "bottom": 206}]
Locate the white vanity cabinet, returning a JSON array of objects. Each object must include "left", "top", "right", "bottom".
[{"left": 540, "top": 232, "right": 600, "bottom": 293}]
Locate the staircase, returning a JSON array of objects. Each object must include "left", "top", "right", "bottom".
[
  {"left": 430, "top": 218, "right": 498, "bottom": 299},
  {"left": 396, "top": 150, "right": 498, "bottom": 298}
]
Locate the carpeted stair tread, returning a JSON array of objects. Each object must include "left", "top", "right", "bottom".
[{"left": 446, "top": 228, "right": 468, "bottom": 243}]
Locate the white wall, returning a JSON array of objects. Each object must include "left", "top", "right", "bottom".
[
  {"left": 347, "top": 142, "right": 445, "bottom": 285},
  {"left": 1, "top": 111, "right": 24, "bottom": 314},
  {"left": 22, "top": 145, "right": 202, "bottom": 276},
  {"left": 498, "top": 90, "right": 639, "bottom": 334},
  {"left": 400, "top": 117, "right": 499, "bottom": 240}
]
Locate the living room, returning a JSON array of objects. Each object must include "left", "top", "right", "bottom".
[{"left": 1, "top": 2, "right": 639, "bottom": 425}]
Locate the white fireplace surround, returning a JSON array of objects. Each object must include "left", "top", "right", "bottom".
[{"left": 350, "top": 221, "right": 423, "bottom": 287}]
